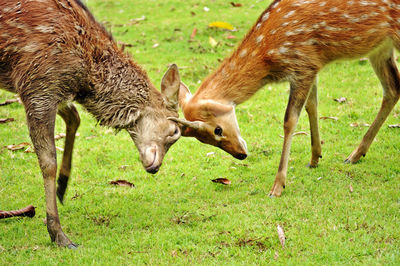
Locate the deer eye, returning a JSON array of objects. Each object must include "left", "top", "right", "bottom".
[{"left": 214, "top": 126, "right": 223, "bottom": 136}]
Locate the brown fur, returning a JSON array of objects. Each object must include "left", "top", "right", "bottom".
[{"left": 0, "top": 0, "right": 181, "bottom": 247}]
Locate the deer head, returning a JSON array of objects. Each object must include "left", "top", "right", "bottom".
[
  {"left": 169, "top": 83, "right": 248, "bottom": 160},
  {"left": 128, "top": 64, "right": 182, "bottom": 173}
]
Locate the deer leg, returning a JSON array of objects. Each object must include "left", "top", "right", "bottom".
[
  {"left": 304, "top": 81, "right": 322, "bottom": 168},
  {"left": 56, "top": 103, "right": 80, "bottom": 204},
  {"left": 25, "top": 105, "right": 77, "bottom": 248},
  {"left": 345, "top": 48, "right": 400, "bottom": 163},
  {"left": 270, "top": 76, "right": 316, "bottom": 197}
]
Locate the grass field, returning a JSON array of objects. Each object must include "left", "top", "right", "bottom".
[{"left": 1, "top": 0, "right": 399, "bottom": 264}]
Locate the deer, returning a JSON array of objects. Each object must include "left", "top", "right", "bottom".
[
  {"left": 0, "top": 0, "right": 183, "bottom": 248},
  {"left": 171, "top": 0, "right": 400, "bottom": 197}
]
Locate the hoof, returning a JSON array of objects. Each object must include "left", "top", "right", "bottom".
[
  {"left": 307, "top": 163, "right": 318, "bottom": 168},
  {"left": 67, "top": 243, "right": 79, "bottom": 249},
  {"left": 269, "top": 183, "right": 285, "bottom": 197}
]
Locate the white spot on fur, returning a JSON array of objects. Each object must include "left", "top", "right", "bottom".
[
  {"left": 330, "top": 7, "right": 338, "bottom": 12},
  {"left": 256, "top": 35, "right": 264, "bottom": 44},
  {"left": 21, "top": 42, "right": 40, "bottom": 53},
  {"left": 256, "top": 23, "right": 262, "bottom": 30},
  {"left": 319, "top": 1, "right": 326, "bottom": 6},
  {"left": 239, "top": 49, "right": 247, "bottom": 58},
  {"left": 262, "top": 12, "right": 270, "bottom": 22},
  {"left": 35, "top": 25, "right": 54, "bottom": 33},
  {"left": 285, "top": 31, "right": 296, "bottom": 36},
  {"left": 251, "top": 50, "right": 258, "bottom": 57},
  {"left": 279, "top": 47, "right": 289, "bottom": 54},
  {"left": 281, "top": 22, "right": 290, "bottom": 27}
]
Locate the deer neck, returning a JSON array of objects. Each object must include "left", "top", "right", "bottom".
[
  {"left": 78, "top": 50, "right": 162, "bottom": 129},
  {"left": 193, "top": 41, "right": 272, "bottom": 106}
]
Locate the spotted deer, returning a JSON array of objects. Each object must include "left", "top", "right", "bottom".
[
  {"left": 0, "top": 0, "right": 182, "bottom": 247},
  {"left": 171, "top": 0, "right": 400, "bottom": 197}
]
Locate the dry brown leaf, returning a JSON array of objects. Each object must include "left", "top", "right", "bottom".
[
  {"left": 274, "top": 251, "right": 279, "bottom": 260},
  {"left": 211, "top": 178, "right": 231, "bottom": 185},
  {"left": 190, "top": 27, "right": 197, "bottom": 40},
  {"left": 0, "top": 98, "right": 19, "bottom": 106},
  {"left": 230, "top": 2, "right": 242, "bottom": 7},
  {"left": 277, "top": 225, "right": 285, "bottom": 248},
  {"left": 389, "top": 124, "right": 400, "bottom": 128},
  {"left": 334, "top": 97, "right": 347, "bottom": 103},
  {"left": 109, "top": 180, "right": 135, "bottom": 188},
  {"left": 350, "top": 122, "right": 370, "bottom": 127},
  {"left": 24, "top": 146, "right": 35, "bottom": 153},
  {"left": 6, "top": 142, "right": 31, "bottom": 151},
  {"left": 320, "top": 116, "right": 338, "bottom": 121},
  {"left": 0, "top": 118, "right": 15, "bottom": 123},
  {"left": 293, "top": 131, "right": 308, "bottom": 136},
  {"left": 349, "top": 184, "right": 353, "bottom": 193},
  {"left": 55, "top": 133, "right": 66, "bottom": 140}
]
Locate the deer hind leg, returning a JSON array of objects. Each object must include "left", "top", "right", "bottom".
[
  {"left": 305, "top": 81, "right": 322, "bottom": 168},
  {"left": 345, "top": 46, "right": 400, "bottom": 164},
  {"left": 270, "top": 75, "right": 316, "bottom": 197},
  {"left": 25, "top": 102, "right": 77, "bottom": 248},
  {"left": 56, "top": 103, "right": 80, "bottom": 204}
]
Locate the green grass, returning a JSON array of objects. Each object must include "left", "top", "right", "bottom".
[{"left": 1, "top": 0, "right": 400, "bottom": 264}]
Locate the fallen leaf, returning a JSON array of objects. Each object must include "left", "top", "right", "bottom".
[
  {"left": 317, "top": 176, "right": 323, "bottom": 181},
  {"left": 0, "top": 118, "right": 15, "bottom": 123},
  {"left": 277, "top": 225, "right": 285, "bottom": 248},
  {"left": 24, "top": 146, "right": 35, "bottom": 153},
  {"left": 226, "top": 34, "right": 236, "bottom": 39},
  {"left": 203, "top": 6, "right": 210, "bottom": 12},
  {"left": 349, "top": 184, "right": 353, "bottom": 193},
  {"left": 56, "top": 146, "right": 64, "bottom": 152},
  {"left": 55, "top": 133, "right": 66, "bottom": 140},
  {"left": 208, "top": 21, "right": 235, "bottom": 31},
  {"left": 350, "top": 122, "right": 370, "bottom": 127},
  {"left": 209, "top": 36, "right": 218, "bottom": 47},
  {"left": 6, "top": 142, "right": 31, "bottom": 151},
  {"left": 206, "top": 152, "right": 215, "bottom": 157},
  {"left": 334, "top": 97, "right": 347, "bottom": 103},
  {"left": 152, "top": 43, "right": 159, "bottom": 48},
  {"left": 110, "top": 180, "right": 135, "bottom": 188},
  {"left": 0, "top": 98, "right": 19, "bottom": 106},
  {"left": 279, "top": 131, "right": 309, "bottom": 138},
  {"left": 230, "top": 2, "right": 242, "bottom": 7},
  {"left": 211, "top": 178, "right": 231, "bottom": 185},
  {"left": 170, "top": 250, "right": 178, "bottom": 257},
  {"left": 190, "top": 27, "right": 197, "bottom": 40},
  {"left": 389, "top": 124, "right": 400, "bottom": 128},
  {"left": 320, "top": 116, "right": 338, "bottom": 121},
  {"left": 274, "top": 251, "right": 279, "bottom": 260},
  {"left": 85, "top": 135, "right": 96, "bottom": 140},
  {"left": 293, "top": 131, "right": 308, "bottom": 136}
]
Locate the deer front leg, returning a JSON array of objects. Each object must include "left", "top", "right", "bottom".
[
  {"left": 26, "top": 105, "right": 77, "bottom": 248},
  {"left": 56, "top": 103, "right": 80, "bottom": 204},
  {"left": 304, "top": 82, "right": 322, "bottom": 168},
  {"left": 270, "top": 77, "right": 315, "bottom": 197}
]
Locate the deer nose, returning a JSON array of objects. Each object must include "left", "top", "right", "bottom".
[
  {"left": 146, "top": 164, "right": 160, "bottom": 174},
  {"left": 235, "top": 153, "right": 247, "bottom": 160}
]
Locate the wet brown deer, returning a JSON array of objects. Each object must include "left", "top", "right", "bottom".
[
  {"left": 171, "top": 0, "right": 400, "bottom": 197},
  {"left": 0, "top": 0, "right": 182, "bottom": 247}
]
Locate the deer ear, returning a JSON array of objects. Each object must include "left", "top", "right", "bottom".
[
  {"left": 200, "top": 100, "right": 233, "bottom": 117},
  {"left": 178, "top": 82, "right": 192, "bottom": 110},
  {"left": 161, "top": 64, "right": 180, "bottom": 110}
]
